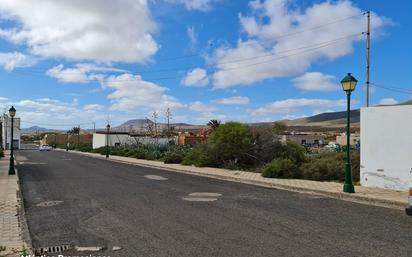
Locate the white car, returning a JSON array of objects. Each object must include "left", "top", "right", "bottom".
[{"left": 39, "top": 144, "right": 52, "bottom": 151}]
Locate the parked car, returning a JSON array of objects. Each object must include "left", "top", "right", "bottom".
[
  {"left": 39, "top": 144, "right": 52, "bottom": 151},
  {"left": 406, "top": 188, "right": 412, "bottom": 216}
]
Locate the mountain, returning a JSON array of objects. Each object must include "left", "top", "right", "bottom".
[
  {"left": 114, "top": 119, "right": 205, "bottom": 133},
  {"left": 21, "top": 126, "right": 62, "bottom": 135}
]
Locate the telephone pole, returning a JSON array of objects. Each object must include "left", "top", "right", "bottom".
[{"left": 365, "top": 11, "right": 371, "bottom": 107}]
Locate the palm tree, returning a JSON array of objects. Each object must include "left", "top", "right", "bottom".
[{"left": 207, "top": 119, "right": 221, "bottom": 132}]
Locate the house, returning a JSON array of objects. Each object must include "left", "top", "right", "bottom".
[
  {"left": 177, "top": 130, "right": 208, "bottom": 145},
  {"left": 0, "top": 114, "right": 21, "bottom": 150},
  {"left": 336, "top": 133, "right": 360, "bottom": 146},
  {"left": 361, "top": 105, "right": 412, "bottom": 191},
  {"left": 279, "top": 132, "right": 325, "bottom": 146}
]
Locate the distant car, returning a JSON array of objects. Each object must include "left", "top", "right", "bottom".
[
  {"left": 39, "top": 144, "right": 52, "bottom": 151},
  {"left": 406, "top": 188, "right": 412, "bottom": 216}
]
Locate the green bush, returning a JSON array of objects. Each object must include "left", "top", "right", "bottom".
[
  {"left": 261, "top": 158, "right": 299, "bottom": 178},
  {"left": 181, "top": 142, "right": 219, "bottom": 167},
  {"left": 163, "top": 146, "right": 190, "bottom": 164},
  {"left": 300, "top": 151, "right": 360, "bottom": 182},
  {"left": 0, "top": 148, "right": 4, "bottom": 158}
]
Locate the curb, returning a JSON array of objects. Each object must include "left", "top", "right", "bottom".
[{"left": 58, "top": 149, "right": 406, "bottom": 210}]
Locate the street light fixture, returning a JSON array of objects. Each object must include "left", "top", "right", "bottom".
[
  {"left": 106, "top": 124, "right": 110, "bottom": 158},
  {"left": 8, "top": 106, "right": 16, "bottom": 175},
  {"left": 340, "top": 73, "right": 357, "bottom": 193}
]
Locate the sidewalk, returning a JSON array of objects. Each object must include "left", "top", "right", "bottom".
[
  {"left": 62, "top": 149, "right": 408, "bottom": 210},
  {"left": 0, "top": 151, "right": 30, "bottom": 257}
]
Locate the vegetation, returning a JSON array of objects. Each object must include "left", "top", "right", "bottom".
[
  {"left": 58, "top": 120, "right": 360, "bottom": 183},
  {"left": 0, "top": 148, "right": 4, "bottom": 158}
]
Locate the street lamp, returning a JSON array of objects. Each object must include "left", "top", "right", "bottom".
[
  {"left": 8, "top": 106, "right": 16, "bottom": 175},
  {"left": 341, "top": 73, "right": 357, "bottom": 193},
  {"left": 106, "top": 124, "right": 110, "bottom": 158}
]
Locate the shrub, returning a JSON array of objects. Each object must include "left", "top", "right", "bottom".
[
  {"left": 181, "top": 142, "right": 219, "bottom": 167},
  {"left": 0, "top": 148, "right": 4, "bottom": 158},
  {"left": 163, "top": 146, "right": 190, "bottom": 164},
  {"left": 300, "top": 151, "right": 360, "bottom": 182},
  {"left": 261, "top": 158, "right": 299, "bottom": 178}
]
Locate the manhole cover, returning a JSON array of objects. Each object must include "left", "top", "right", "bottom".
[
  {"left": 36, "top": 201, "right": 63, "bottom": 207},
  {"left": 181, "top": 192, "right": 222, "bottom": 202},
  {"left": 144, "top": 175, "right": 168, "bottom": 181}
]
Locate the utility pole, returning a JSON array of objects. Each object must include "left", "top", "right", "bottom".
[
  {"left": 93, "top": 122, "right": 96, "bottom": 134},
  {"left": 77, "top": 125, "right": 80, "bottom": 146},
  {"left": 365, "top": 11, "right": 371, "bottom": 107},
  {"left": 166, "top": 108, "right": 172, "bottom": 139}
]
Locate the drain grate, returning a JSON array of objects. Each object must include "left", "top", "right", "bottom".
[{"left": 36, "top": 245, "right": 72, "bottom": 254}]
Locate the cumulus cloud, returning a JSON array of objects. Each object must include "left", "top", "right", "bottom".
[
  {"left": 189, "top": 101, "right": 216, "bottom": 112},
  {"left": 102, "top": 73, "right": 183, "bottom": 112},
  {"left": 378, "top": 98, "right": 398, "bottom": 106},
  {"left": 181, "top": 68, "right": 209, "bottom": 87},
  {"left": 250, "top": 98, "right": 346, "bottom": 116},
  {"left": 0, "top": 52, "right": 36, "bottom": 71},
  {"left": 292, "top": 72, "right": 339, "bottom": 91},
  {"left": 84, "top": 104, "right": 104, "bottom": 112},
  {"left": 165, "top": 0, "right": 218, "bottom": 11},
  {"left": 0, "top": 0, "right": 158, "bottom": 63},
  {"left": 211, "top": 0, "right": 388, "bottom": 88},
  {"left": 46, "top": 64, "right": 127, "bottom": 83},
  {"left": 214, "top": 96, "right": 250, "bottom": 105}
]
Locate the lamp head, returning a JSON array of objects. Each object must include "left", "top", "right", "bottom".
[
  {"left": 8, "top": 106, "right": 16, "bottom": 118},
  {"left": 341, "top": 73, "right": 357, "bottom": 93}
]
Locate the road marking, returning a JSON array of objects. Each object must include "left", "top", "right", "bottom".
[
  {"left": 144, "top": 175, "right": 168, "bottom": 181},
  {"left": 75, "top": 246, "right": 104, "bottom": 252},
  {"left": 181, "top": 192, "right": 222, "bottom": 202},
  {"left": 19, "top": 161, "right": 47, "bottom": 165},
  {"left": 112, "top": 246, "right": 122, "bottom": 251},
  {"left": 62, "top": 158, "right": 72, "bottom": 161},
  {"left": 36, "top": 201, "right": 63, "bottom": 207}
]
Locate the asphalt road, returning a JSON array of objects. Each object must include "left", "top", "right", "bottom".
[{"left": 16, "top": 150, "right": 412, "bottom": 257}]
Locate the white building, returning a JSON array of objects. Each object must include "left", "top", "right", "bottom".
[
  {"left": 0, "top": 114, "right": 21, "bottom": 150},
  {"left": 360, "top": 105, "right": 412, "bottom": 191},
  {"left": 92, "top": 132, "right": 174, "bottom": 149}
]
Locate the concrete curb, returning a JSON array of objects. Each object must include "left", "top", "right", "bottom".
[{"left": 58, "top": 149, "right": 406, "bottom": 210}]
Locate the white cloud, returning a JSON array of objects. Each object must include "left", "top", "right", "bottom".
[
  {"left": 211, "top": 0, "right": 388, "bottom": 88},
  {"left": 214, "top": 96, "right": 250, "bottom": 105},
  {"left": 103, "top": 73, "right": 183, "bottom": 112},
  {"left": 0, "top": 0, "right": 158, "bottom": 63},
  {"left": 84, "top": 104, "right": 104, "bottom": 112},
  {"left": 250, "top": 98, "right": 346, "bottom": 116},
  {"left": 378, "top": 98, "right": 398, "bottom": 106},
  {"left": 186, "top": 26, "right": 197, "bottom": 52},
  {"left": 0, "top": 52, "right": 36, "bottom": 71},
  {"left": 189, "top": 101, "right": 216, "bottom": 112},
  {"left": 165, "top": 0, "right": 217, "bottom": 11},
  {"left": 181, "top": 68, "right": 209, "bottom": 87},
  {"left": 292, "top": 72, "right": 339, "bottom": 91},
  {"left": 46, "top": 63, "right": 127, "bottom": 83}
]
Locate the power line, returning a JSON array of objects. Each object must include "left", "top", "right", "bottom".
[{"left": 369, "top": 82, "right": 412, "bottom": 95}]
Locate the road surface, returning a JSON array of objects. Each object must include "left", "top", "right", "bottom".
[{"left": 16, "top": 150, "right": 412, "bottom": 257}]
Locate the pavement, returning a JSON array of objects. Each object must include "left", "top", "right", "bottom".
[
  {"left": 0, "top": 151, "right": 30, "bottom": 257},
  {"left": 60, "top": 149, "right": 408, "bottom": 209},
  {"left": 16, "top": 149, "right": 412, "bottom": 257}
]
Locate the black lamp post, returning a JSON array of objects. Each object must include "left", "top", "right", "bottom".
[
  {"left": 8, "top": 106, "right": 16, "bottom": 175},
  {"left": 106, "top": 124, "right": 110, "bottom": 158},
  {"left": 340, "top": 73, "right": 357, "bottom": 193}
]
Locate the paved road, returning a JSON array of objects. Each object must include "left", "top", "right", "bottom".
[{"left": 16, "top": 150, "right": 412, "bottom": 257}]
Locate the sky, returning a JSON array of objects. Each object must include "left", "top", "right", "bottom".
[{"left": 0, "top": 0, "right": 410, "bottom": 129}]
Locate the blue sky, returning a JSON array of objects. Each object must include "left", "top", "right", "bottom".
[{"left": 0, "top": 0, "right": 410, "bottom": 129}]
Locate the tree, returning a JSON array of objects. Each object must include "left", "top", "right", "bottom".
[
  {"left": 207, "top": 119, "right": 221, "bottom": 132},
  {"left": 68, "top": 126, "right": 80, "bottom": 134},
  {"left": 208, "top": 122, "right": 254, "bottom": 166},
  {"left": 273, "top": 122, "right": 287, "bottom": 135}
]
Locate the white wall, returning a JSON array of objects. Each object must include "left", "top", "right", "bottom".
[
  {"left": 361, "top": 106, "right": 412, "bottom": 191},
  {"left": 92, "top": 134, "right": 175, "bottom": 149}
]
